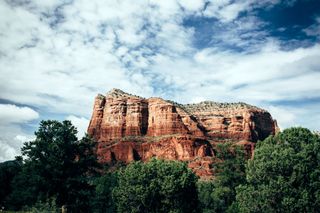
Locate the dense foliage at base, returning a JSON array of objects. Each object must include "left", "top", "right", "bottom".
[
  {"left": 0, "top": 120, "right": 319, "bottom": 213},
  {"left": 197, "top": 143, "right": 246, "bottom": 213},
  {"left": 113, "top": 158, "right": 198, "bottom": 213},
  {"left": 236, "top": 127, "right": 320, "bottom": 212}
]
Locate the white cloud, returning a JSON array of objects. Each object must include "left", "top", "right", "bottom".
[
  {"left": 66, "top": 115, "right": 89, "bottom": 138},
  {"left": 178, "top": 0, "right": 205, "bottom": 12},
  {"left": 265, "top": 104, "right": 320, "bottom": 131},
  {"left": 0, "top": 0, "right": 319, "bottom": 160},
  {"left": 0, "top": 104, "right": 37, "bottom": 162},
  {"left": 0, "top": 142, "right": 19, "bottom": 162},
  {"left": 203, "top": 0, "right": 251, "bottom": 22},
  {"left": 0, "top": 133, "right": 35, "bottom": 162},
  {"left": 0, "top": 0, "right": 195, "bottom": 117},
  {"left": 147, "top": 42, "right": 320, "bottom": 131},
  {"left": 303, "top": 16, "right": 320, "bottom": 38},
  {"left": 191, "top": 97, "right": 207, "bottom": 103},
  {"left": 0, "top": 104, "right": 39, "bottom": 124},
  {"left": 267, "top": 106, "right": 296, "bottom": 129},
  {"left": 15, "top": 135, "right": 29, "bottom": 142}
]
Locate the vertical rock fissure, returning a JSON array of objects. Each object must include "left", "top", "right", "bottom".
[
  {"left": 121, "top": 101, "right": 127, "bottom": 137},
  {"left": 141, "top": 101, "right": 149, "bottom": 135}
]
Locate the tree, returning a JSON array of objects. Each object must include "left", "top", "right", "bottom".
[
  {"left": 113, "top": 158, "right": 198, "bottom": 213},
  {"left": 236, "top": 127, "right": 320, "bottom": 213},
  {"left": 197, "top": 143, "right": 246, "bottom": 213},
  {"left": 7, "top": 120, "right": 99, "bottom": 212},
  {"left": 4, "top": 158, "right": 43, "bottom": 210},
  {"left": 92, "top": 171, "right": 118, "bottom": 213},
  {"left": 0, "top": 157, "right": 22, "bottom": 208},
  {"left": 197, "top": 181, "right": 215, "bottom": 213}
]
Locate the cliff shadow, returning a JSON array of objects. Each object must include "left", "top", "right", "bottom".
[{"left": 141, "top": 101, "right": 149, "bottom": 135}]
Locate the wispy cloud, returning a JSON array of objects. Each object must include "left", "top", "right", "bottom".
[
  {"left": 0, "top": 104, "right": 39, "bottom": 124},
  {"left": 66, "top": 115, "right": 89, "bottom": 138},
  {"left": 0, "top": 104, "right": 38, "bottom": 161},
  {"left": 303, "top": 17, "right": 320, "bottom": 38},
  {"left": 0, "top": 0, "right": 319, "bottom": 161}
]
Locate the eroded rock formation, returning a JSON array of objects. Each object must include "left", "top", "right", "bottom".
[{"left": 88, "top": 89, "right": 279, "bottom": 178}]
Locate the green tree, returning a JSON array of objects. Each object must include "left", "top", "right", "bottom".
[
  {"left": 0, "top": 157, "right": 23, "bottom": 208},
  {"left": 236, "top": 127, "right": 320, "bottom": 213},
  {"left": 29, "top": 197, "right": 59, "bottom": 213},
  {"left": 198, "top": 143, "right": 246, "bottom": 213},
  {"left": 7, "top": 120, "right": 99, "bottom": 212},
  {"left": 4, "top": 159, "right": 42, "bottom": 210},
  {"left": 113, "top": 158, "right": 198, "bottom": 213},
  {"left": 92, "top": 171, "right": 118, "bottom": 213},
  {"left": 197, "top": 181, "right": 215, "bottom": 213}
]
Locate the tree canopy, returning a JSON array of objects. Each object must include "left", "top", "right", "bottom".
[
  {"left": 236, "top": 127, "right": 320, "bottom": 213},
  {"left": 197, "top": 143, "right": 246, "bottom": 213},
  {"left": 4, "top": 120, "right": 99, "bottom": 212},
  {"left": 1, "top": 121, "right": 319, "bottom": 213},
  {"left": 113, "top": 158, "right": 198, "bottom": 213},
  {"left": 0, "top": 157, "right": 22, "bottom": 208}
]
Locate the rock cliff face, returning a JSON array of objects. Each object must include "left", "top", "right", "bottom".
[{"left": 88, "top": 89, "right": 279, "bottom": 178}]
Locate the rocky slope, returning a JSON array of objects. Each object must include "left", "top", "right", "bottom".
[{"left": 88, "top": 89, "right": 279, "bottom": 178}]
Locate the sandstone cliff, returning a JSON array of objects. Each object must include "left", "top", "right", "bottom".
[{"left": 88, "top": 89, "right": 279, "bottom": 178}]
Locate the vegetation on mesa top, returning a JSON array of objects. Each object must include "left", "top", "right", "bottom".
[
  {"left": 178, "top": 101, "right": 264, "bottom": 114},
  {"left": 97, "top": 88, "right": 145, "bottom": 99},
  {"left": 97, "top": 88, "right": 265, "bottom": 113}
]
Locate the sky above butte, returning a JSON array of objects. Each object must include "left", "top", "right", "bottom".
[{"left": 0, "top": 0, "right": 320, "bottom": 161}]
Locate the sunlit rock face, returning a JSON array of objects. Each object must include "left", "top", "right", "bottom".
[{"left": 88, "top": 89, "right": 279, "bottom": 178}]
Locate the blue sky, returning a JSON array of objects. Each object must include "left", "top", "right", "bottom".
[{"left": 0, "top": 0, "right": 320, "bottom": 161}]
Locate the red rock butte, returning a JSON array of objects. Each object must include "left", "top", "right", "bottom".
[{"left": 88, "top": 88, "right": 279, "bottom": 178}]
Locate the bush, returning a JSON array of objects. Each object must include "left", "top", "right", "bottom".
[
  {"left": 29, "top": 197, "right": 59, "bottom": 213},
  {"left": 236, "top": 127, "right": 320, "bottom": 212},
  {"left": 113, "top": 158, "right": 198, "bottom": 213},
  {"left": 197, "top": 143, "right": 246, "bottom": 213}
]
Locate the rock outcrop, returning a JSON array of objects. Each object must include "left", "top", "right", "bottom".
[{"left": 88, "top": 89, "right": 279, "bottom": 178}]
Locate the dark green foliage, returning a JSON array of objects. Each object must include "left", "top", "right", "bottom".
[
  {"left": 4, "top": 159, "right": 43, "bottom": 210},
  {"left": 214, "top": 143, "right": 246, "bottom": 190},
  {"left": 28, "top": 197, "right": 59, "bottom": 212},
  {"left": 92, "top": 171, "right": 118, "bottom": 212},
  {"left": 236, "top": 127, "right": 320, "bottom": 213},
  {"left": 3, "top": 123, "right": 319, "bottom": 212},
  {"left": 197, "top": 143, "right": 246, "bottom": 213},
  {"left": 5, "top": 120, "right": 99, "bottom": 212},
  {"left": 0, "top": 157, "right": 22, "bottom": 207},
  {"left": 197, "top": 181, "right": 215, "bottom": 213},
  {"left": 113, "top": 158, "right": 198, "bottom": 213}
]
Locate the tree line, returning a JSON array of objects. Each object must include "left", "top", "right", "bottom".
[{"left": 0, "top": 120, "right": 319, "bottom": 212}]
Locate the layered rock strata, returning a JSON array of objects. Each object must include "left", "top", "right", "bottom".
[{"left": 88, "top": 89, "right": 279, "bottom": 177}]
